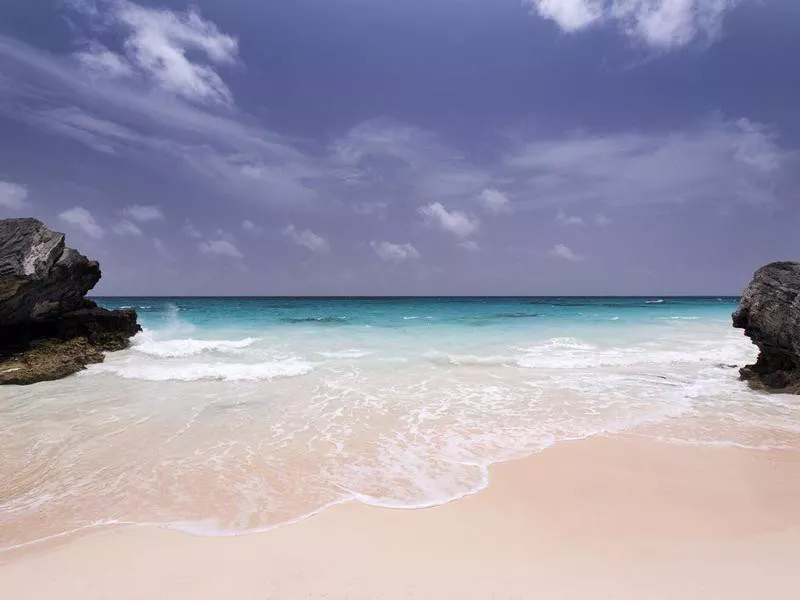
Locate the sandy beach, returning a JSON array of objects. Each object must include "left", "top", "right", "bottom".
[
  {"left": 2, "top": 0, "right": 799, "bottom": 595},
  {"left": 2, "top": 433, "right": 799, "bottom": 599}
]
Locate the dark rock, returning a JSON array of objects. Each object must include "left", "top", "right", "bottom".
[
  {"left": 0, "top": 218, "right": 101, "bottom": 325},
  {"left": 0, "top": 338, "right": 105, "bottom": 386},
  {"left": 0, "top": 218, "right": 140, "bottom": 385},
  {"left": 732, "top": 262, "right": 800, "bottom": 393}
]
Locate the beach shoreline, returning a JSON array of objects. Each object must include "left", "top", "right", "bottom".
[{"left": 2, "top": 432, "right": 799, "bottom": 599}]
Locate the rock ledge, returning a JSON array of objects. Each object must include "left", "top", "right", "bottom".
[
  {"left": 0, "top": 218, "right": 140, "bottom": 385},
  {"left": 732, "top": 261, "right": 800, "bottom": 393}
]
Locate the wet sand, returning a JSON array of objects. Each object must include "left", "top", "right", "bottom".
[{"left": 2, "top": 434, "right": 800, "bottom": 599}]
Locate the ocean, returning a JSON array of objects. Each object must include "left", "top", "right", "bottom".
[{"left": 2, "top": 297, "right": 799, "bottom": 552}]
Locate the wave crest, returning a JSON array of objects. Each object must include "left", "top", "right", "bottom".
[
  {"left": 88, "top": 359, "right": 313, "bottom": 382},
  {"left": 133, "top": 336, "right": 260, "bottom": 358}
]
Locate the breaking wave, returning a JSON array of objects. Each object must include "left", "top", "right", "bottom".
[
  {"left": 133, "top": 335, "right": 260, "bottom": 358},
  {"left": 87, "top": 359, "right": 313, "bottom": 382}
]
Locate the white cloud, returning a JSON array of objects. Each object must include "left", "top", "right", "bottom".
[
  {"left": 418, "top": 202, "right": 480, "bottom": 239},
  {"left": 596, "top": 213, "right": 613, "bottom": 226},
  {"left": 459, "top": 240, "right": 480, "bottom": 252},
  {"left": 69, "top": 1, "right": 239, "bottom": 105},
  {"left": 505, "top": 118, "right": 791, "bottom": 208},
  {"left": 283, "top": 224, "right": 330, "bottom": 253},
  {"left": 333, "top": 120, "right": 445, "bottom": 168},
  {"left": 549, "top": 243, "right": 585, "bottom": 262},
  {"left": 529, "top": 0, "right": 741, "bottom": 47},
  {"left": 182, "top": 219, "right": 202, "bottom": 238},
  {"left": 58, "top": 206, "right": 105, "bottom": 239},
  {"left": 557, "top": 210, "right": 584, "bottom": 225},
  {"left": 530, "top": 0, "right": 604, "bottom": 32},
  {"left": 371, "top": 240, "right": 420, "bottom": 262},
  {"left": 0, "top": 24, "right": 793, "bottom": 222},
  {"left": 0, "top": 39, "right": 316, "bottom": 208},
  {"left": 27, "top": 106, "right": 140, "bottom": 155},
  {"left": 241, "top": 220, "right": 263, "bottom": 233},
  {"left": 112, "top": 219, "right": 143, "bottom": 236},
  {"left": 122, "top": 204, "right": 163, "bottom": 222},
  {"left": 611, "top": 0, "right": 739, "bottom": 48},
  {"left": 0, "top": 181, "right": 28, "bottom": 210},
  {"left": 479, "top": 188, "right": 511, "bottom": 213},
  {"left": 199, "top": 239, "right": 243, "bottom": 259},
  {"left": 73, "top": 42, "right": 134, "bottom": 79}
]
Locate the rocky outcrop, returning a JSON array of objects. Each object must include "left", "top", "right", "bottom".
[
  {"left": 0, "top": 218, "right": 140, "bottom": 385},
  {"left": 733, "top": 262, "right": 800, "bottom": 393}
]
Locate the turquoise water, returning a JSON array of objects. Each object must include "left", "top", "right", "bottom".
[
  {"left": 2, "top": 296, "right": 799, "bottom": 551},
  {"left": 100, "top": 296, "right": 738, "bottom": 331}
]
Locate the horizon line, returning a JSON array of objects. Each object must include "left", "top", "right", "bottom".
[{"left": 89, "top": 294, "right": 741, "bottom": 299}]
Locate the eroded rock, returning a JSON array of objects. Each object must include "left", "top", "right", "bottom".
[
  {"left": 732, "top": 262, "right": 800, "bottom": 393},
  {"left": 0, "top": 218, "right": 140, "bottom": 385}
]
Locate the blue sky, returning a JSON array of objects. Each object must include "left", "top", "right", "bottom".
[{"left": 0, "top": 0, "right": 798, "bottom": 295}]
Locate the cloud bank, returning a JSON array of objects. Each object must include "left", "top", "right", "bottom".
[{"left": 529, "top": 0, "right": 742, "bottom": 47}]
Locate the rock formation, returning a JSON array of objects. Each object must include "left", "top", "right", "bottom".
[
  {"left": 0, "top": 218, "right": 140, "bottom": 385},
  {"left": 733, "top": 262, "right": 800, "bottom": 393}
]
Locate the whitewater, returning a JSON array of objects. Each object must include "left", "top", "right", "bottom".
[{"left": 2, "top": 297, "right": 799, "bottom": 551}]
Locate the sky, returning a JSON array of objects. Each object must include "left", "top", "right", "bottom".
[{"left": 0, "top": 0, "right": 798, "bottom": 295}]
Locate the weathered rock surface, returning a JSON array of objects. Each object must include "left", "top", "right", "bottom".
[
  {"left": 0, "top": 218, "right": 140, "bottom": 385},
  {"left": 0, "top": 338, "right": 105, "bottom": 386},
  {"left": 0, "top": 218, "right": 102, "bottom": 325},
  {"left": 732, "top": 262, "right": 800, "bottom": 393}
]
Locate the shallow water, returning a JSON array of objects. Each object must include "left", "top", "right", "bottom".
[{"left": 2, "top": 297, "right": 798, "bottom": 551}]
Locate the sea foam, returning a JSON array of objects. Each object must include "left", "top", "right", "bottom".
[
  {"left": 5, "top": 295, "right": 786, "bottom": 554},
  {"left": 133, "top": 335, "right": 260, "bottom": 358},
  {"left": 89, "top": 358, "right": 313, "bottom": 381}
]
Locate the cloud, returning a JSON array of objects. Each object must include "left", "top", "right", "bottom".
[
  {"left": 241, "top": 220, "right": 263, "bottom": 234},
  {"left": 26, "top": 106, "right": 141, "bottom": 155},
  {"left": 70, "top": 0, "right": 239, "bottom": 105},
  {"left": 152, "top": 237, "right": 174, "bottom": 261},
  {"left": 459, "top": 240, "right": 480, "bottom": 252},
  {"left": 505, "top": 118, "right": 792, "bottom": 209},
  {"left": 528, "top": 0, "right": 741, "bottom": 47},
  {"left": 530, "top": 0, "right": 603, "bottom": 32},
  {"left": 479, "top": 188, "right": 511, "bottom": 213},
  {"left": 58, "top": 206, "right": 105, "bottom": 239},
  {"left": 0, "top": 25, "right": 793, "bottom": 222},
  {"left": 549, "top": 243, "right": 585, "bottom": 262},
  {"left": 198, "top": 239, "right": 243, "bottom": 259},
  {"left": 187, "top": 153, "right": 319, "bottom": 207},
  {"left": 73, "top": 42, "right": 134, "bottom": 79},
  {"left": 557, "top": 210, "right": 584, "bottom": 225},
  {"left": 596, "top": 213, "right": 613, "bottom": 226},
  {"left": 182, "top": 219, "right": 202, "bottom": 238},
  {"left": 112, "top": 219, "right": 143, "bottom": 236},
  {"left": 283, "top": 224, "right": 330, "bottom": 253},
  {"left": 418, "top": 202, "right": 480, "bottom": 239},
  {"left": 352, "top": 201, "right": 389, "bottom": 218},
  {"left": 0, "top": 181, "right": 29, "bottom": 210},
  {"left": 371, "top": 240, "right": 420, "bottom": 262},
  {"left": 122, "top": 204, "right": 163, "bottom": 222},
  {"left": 611, "top": 0, "right": 740, "bottom": 48},
  {"left": 0, "top": 39, "right": 315, "bottom": 208},
  {"left": 333, "top": 120, "right": 446, "bottom": 168},
  {"left": 333, "top": 119, "right": 493, "bottom": 207}
]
